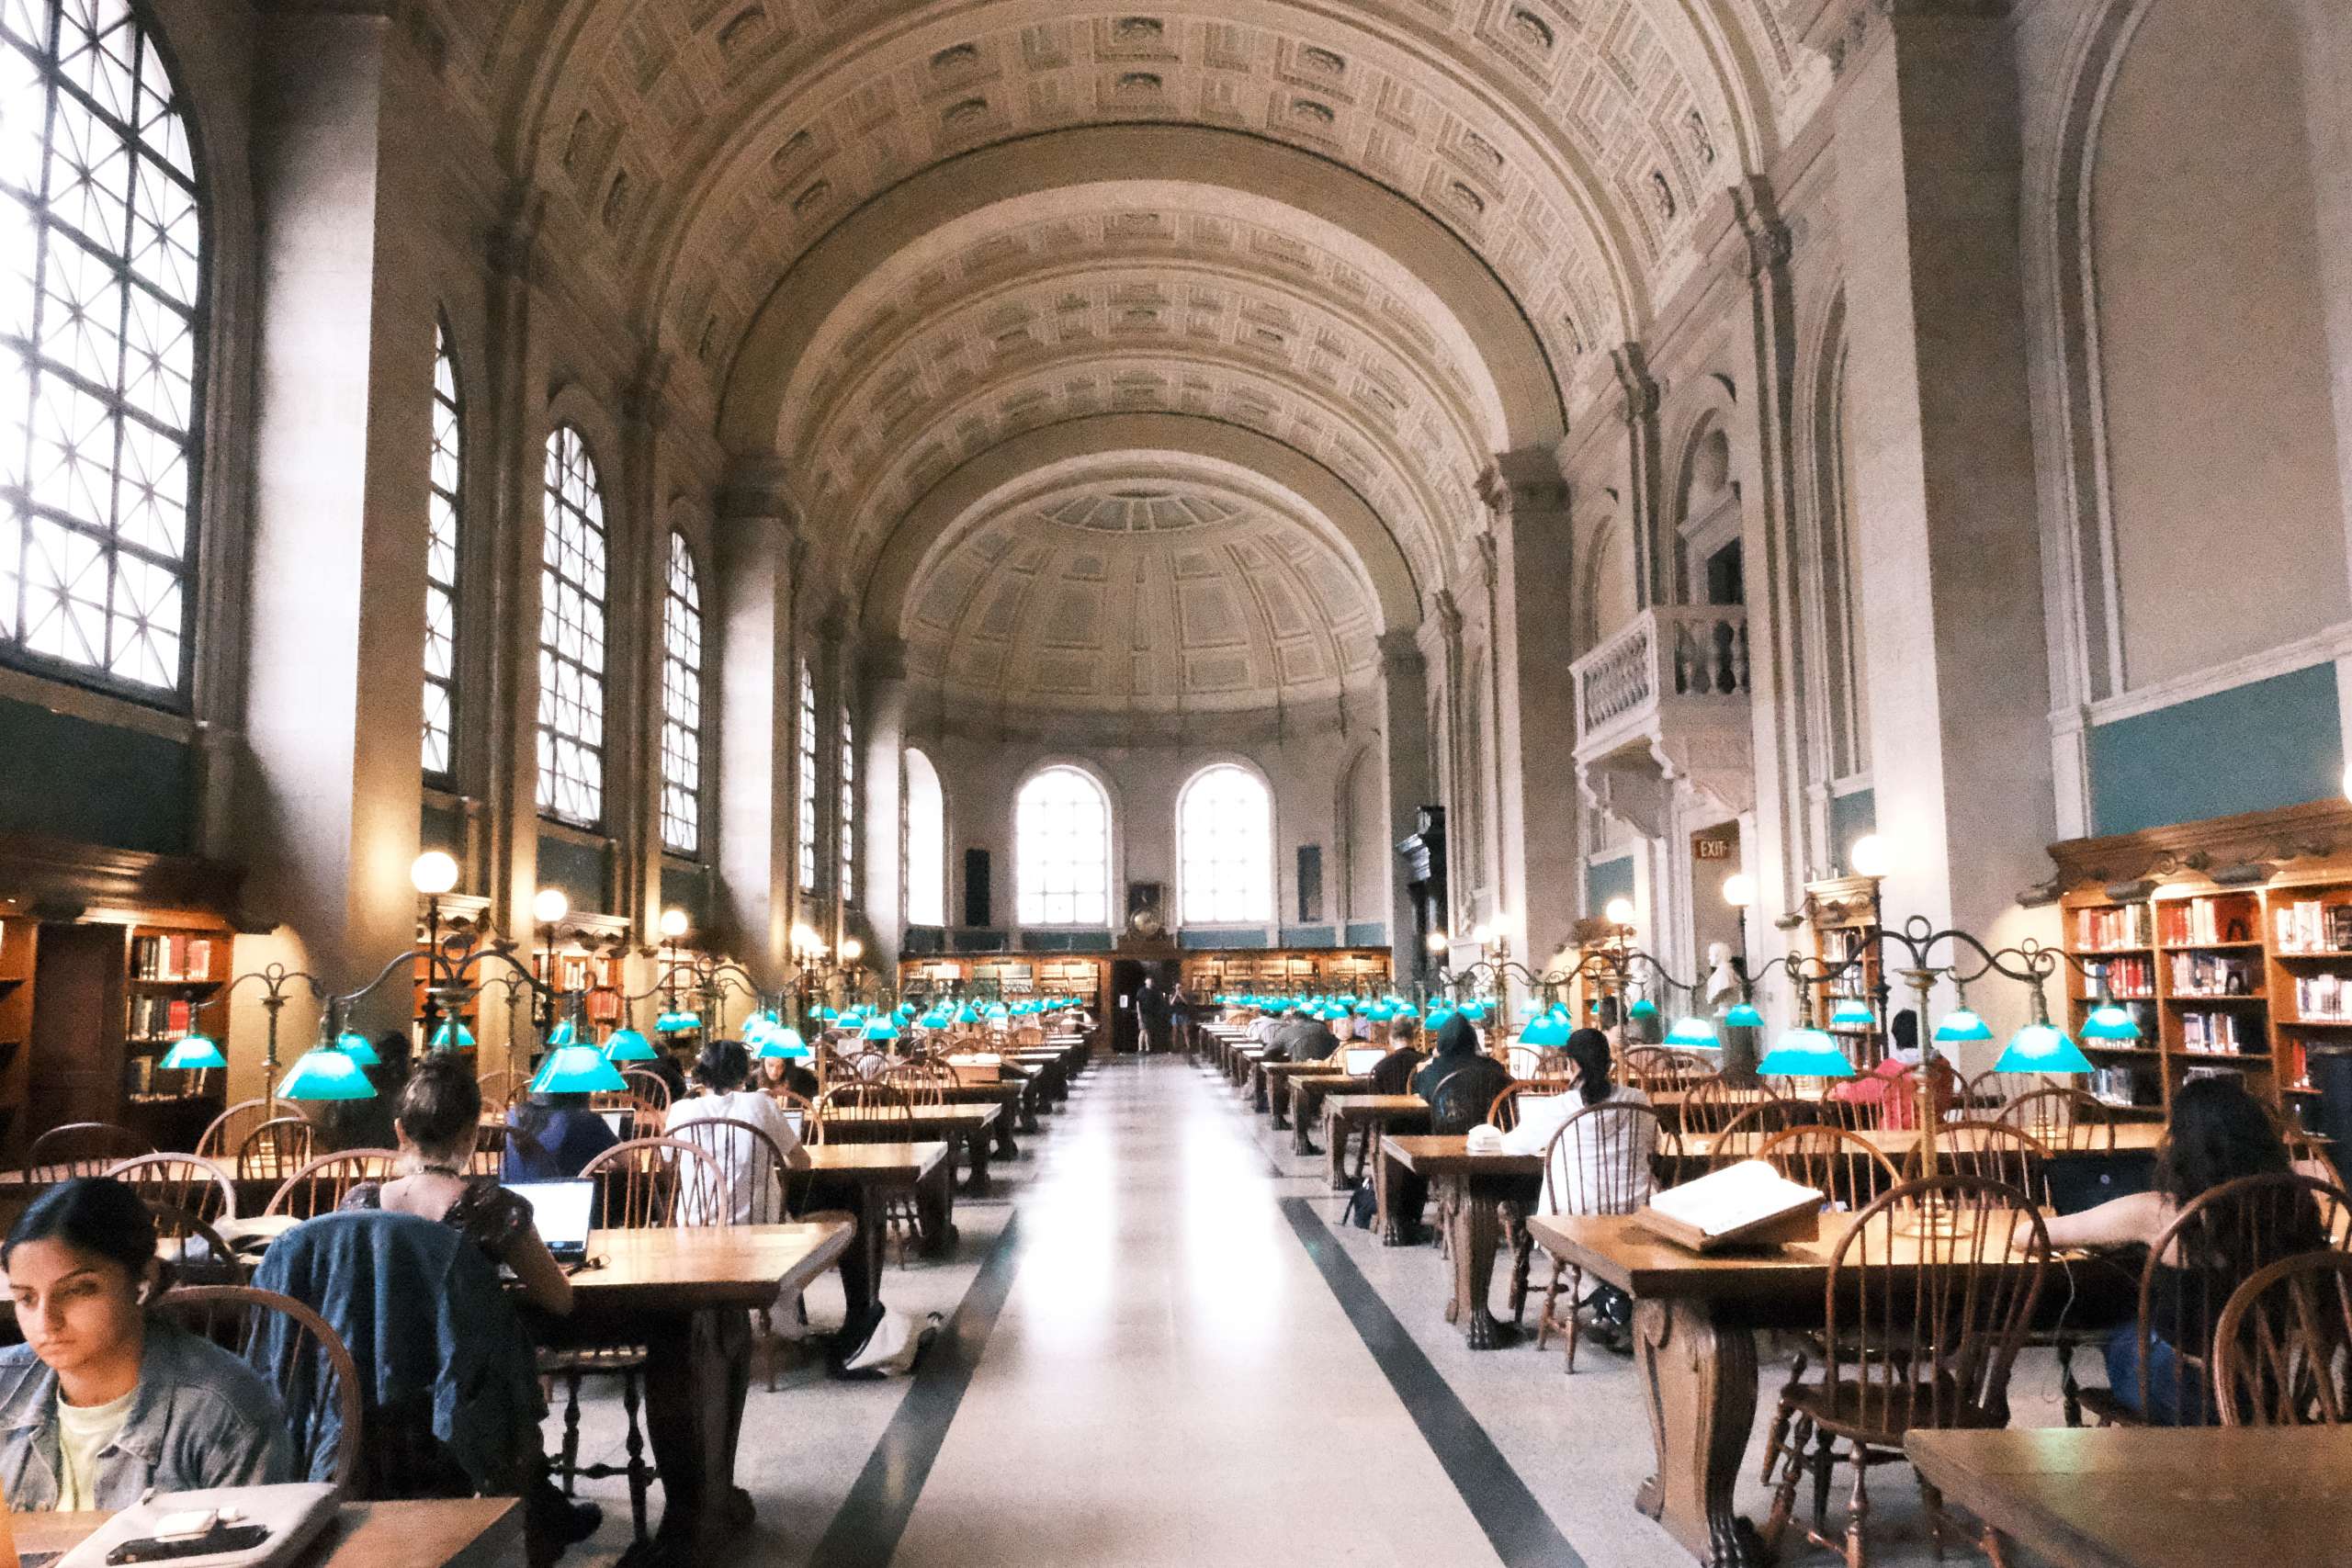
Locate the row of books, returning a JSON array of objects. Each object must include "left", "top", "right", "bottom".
[
  {"left": 128, "top": 996, "right": 195, "bottom": 1043},
  {"left": 2290, "top": 973, "right": 2352, "bottom": 1022},
  {"left": 2275, "top": 900, "right": 2352, "bottom": 954},
  {"left": 2082, "top": 956, "right": 2154, "bottom": 999},
  {"left": 2075, "top": 904, "right": 2153, "bottom": 951},
  {"left": 2160, "top": 896, "right": 2255, "bottom": 948},
  {"left": 131, "top": 932, "right": 215, "bottom": 981},
  {"left": 121, "top": 1054, "right": 209, "bottom": 1095},
  {"left": 2086, "top": 1066, "right": 2149, "bottom": 1108},
  {"left": 2168, "top": 953, "right": 2258, "bottom": 997},
  {"left": 2179, "top": 1010, "right": 2259, "bottom": 1055}
]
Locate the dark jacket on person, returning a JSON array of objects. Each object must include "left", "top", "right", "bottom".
[
  {"left": 1273, "top": 1017, "right": 1340, "bottom": 1063},
  {"left": 1368, "top": 1045, "right": 1424, "bottom": 1095},
  {"left": 250, "top": 1209, "right": 542, "bottom": 1496},
  {"left": 1412, "top": 1017, "right": 1510, "bottom": 1134},
  {"left": 502, "top": 1101, "right": 618, "bottom": 1181}
]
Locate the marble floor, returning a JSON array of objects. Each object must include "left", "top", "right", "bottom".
[{"left": 560, "top": 1054, "right": 2075, "bottom": 1566}]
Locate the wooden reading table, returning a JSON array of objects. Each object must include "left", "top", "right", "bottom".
[
  {"left": 939, "top": 1077, "right": 1036, "bottom": 1141},
  {"left": 819, "top": 1102, "right": 1004, "bottom": 1194},
  {"left": 19, "top": 1499, "right": 524, "bottom": 1568},
  {"left": 1256, "top": 1059, "right": 1344, "bottom": 1122},
  {"left": 1378, "top": 1134, "right": 1542, "bottom": 1348},
  {"left": 1289, "top": 1072, "right": 1373, "bottom": 1155},
  {"left": 1904, "top": 1427, "right": 2352, "bottom": 1568},
  {"left": 1324, "top": 1093, "right": 1429, "bottom": 1196},
  {"left": 798, "top": 1141, "right": 954, "bottom": 1304}
]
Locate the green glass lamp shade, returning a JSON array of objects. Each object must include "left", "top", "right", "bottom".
[
  {"left": 160, "top": 1034, "right": 226, "bottom": 1070},
  {"left": 2082, "top": 1003, "right": 2143, "bottom": 1043},
  {"left": 545, "top": 1019, "right": 579, "bottom": 1048},
  {"left": 530, "top": 1044, "right": 628, "bottom": 1095},
  {"left": 1935, "top": 1009, "right": 1995, "bottom": 1043},
  {"left": 1423, "top": 1006, "right": 1457, "bottom": 1031},
  {"left": 1829, "top": 998, "right": 1877, "bottom": 1029},
  {"left": 1460, "top": 1000, "right": 1490, "bottom": 1022},
  {"left": 1724, "top": 1002, "right": 1765, "bottom": 1030},
  {"left": 817, "top": 1006, "right": 839, "bottom": 1022},
  {"left": 1757, "top": 1028, "right": 1857, "bottom": 1078},
  {"left": 1521, "top": 1011, "right": 1572, "bottom": 1048},
  {"left": 428, "top": 1019, "right": 475, "bottom": 1050},
  {"left": 895, "top": 1003, "right": 916, "bottom": 1021},
  {"left": 603, "top": 1028, "right": 658, "bottom": 1063},
  {"left": 1665, "top": 1015, "right": 1718, "bottom": 1047},
  {"left": 756, "top": 1026, "right": 809, "bottom": 1059},
  {"left": 279, "top": 1045, "right": 375, "bottom": 1100},
  {"left": 1627, "top": 998, "right": 1659, "bottom": 1021},
  {"left": 986, "top": 1004, "right": 1011, "bottom": 1021},
  {"left": 862, "top": 1016, "right": 901, "bottom": 1043},
  {"left": 954, "top": 1003, "right": 981, "bottom": 1024},
  {"left": 333, "top": 1031, "right": 381, "bottom": 1066},
  {"left": 1996, "top": 1023, "right": 2095, "bottom": 1076}
]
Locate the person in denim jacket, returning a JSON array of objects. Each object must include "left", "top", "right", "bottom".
[{"left": 0, "top": 1178, "right": 292, "bottom": 1509}]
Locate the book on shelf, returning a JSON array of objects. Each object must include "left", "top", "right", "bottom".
[
  {"left": 2280, "top": 1042, "right": 2312, "bottom": 1092},
  {"left": 2167, "top": 953, "right": 2257, "bottom": 997},
  {"left": 2183, "top": 1064, "right": 2247, "bottom": 1086},
  {"left": 2088, "top": 1066, "right": 2143, "bottom": 1107},
  {"left": 2162, "top": 896, "right": 2254, "bottom": 947},
  {"left": 1637, "top": 1160, "right": 1823, "bottom": 1253},
  {"left": 2084, "top": 956, "right": 2154, "bottom": 999},
  {"left": 130, "top": 933, "right": 214, "bottom": 982},
  {"left": 2180, "top": 1010, "right": 2257, "bottom": 1055},
  {"left": 2074, "top": 904, "right": 2153, "bottom": 951},
  {"left": 2294, "top": 973, "right": 2352, "bottom": 1022},
  {"left": 2276, "top": 900, "right": 2352, "bottom": 955},
  {"left": 128, "top": 997, "right": 194, "bottom": 1043}
]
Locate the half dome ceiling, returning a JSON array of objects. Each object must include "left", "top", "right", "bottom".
[{"left": 903, "top": 470, "right": 1380, "bottom": 725}]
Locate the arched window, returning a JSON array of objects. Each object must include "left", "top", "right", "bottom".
[
  {"left": 422, "top": 321, "right": 459, "bottom": 777},
  {"left": 796, "top": 658, "right": 818, "bottom": 891},
  {"left": 537, "top": 424, "right": 606, "bottom": 826},
  {"left": 1017, "top": 766, "right": 1109, "bottom": 927},
  {"left": 658, "top": 531, "right": 702, "bottom": 853},
  {"left": 839, "top": 706, "right": 856, "bottom": 901},
  {"left": 2, "top": 0, "right": 205, "bottom": 695},
  {"left": 1179, "top": 764, "right": 1272, "bottom": 925},
  {"left": 903, "top": 747, "right": 944, "bottom": 927}
]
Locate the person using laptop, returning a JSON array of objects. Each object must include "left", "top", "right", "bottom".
[{"left": 665, "top": 1038, "right": 811, "bottom": 1224}]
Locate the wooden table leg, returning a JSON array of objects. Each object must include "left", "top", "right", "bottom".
[
  {"left": 635, "top": 1306, "right": 754, "bottom": 1551},
  {"left": 989, "top": 1109, "right": 1020, "bottom": 1161},
  {"left": 1632, "top": 1299, "right": 1769, "bottom": 1568},
  {"left": 1251, "top": 1064, "right": 1270, "bottom": 1111},
  {"left": 917, "top": 1163, "right": 956, "bottom": 1257},
  {"left": 1326, "top": 1111, "right": 1350, "bottom": 1190},
  {"left": 1271, "top": 1076, "right": 1291, "bottom": 1129},
  {"left": 1441, "top": 1174, "right": 1515, "bottom": 1349},
  {"left": 959, "top": 1128, "right": 992, "bottom": 1197},
  {"left": 1290, "top": 1085, "right": 1318, "bottom": 1154}
]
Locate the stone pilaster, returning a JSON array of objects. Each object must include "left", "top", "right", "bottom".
[
  {"left": 1378, "top": 627, "right": 1435, "bottom": 983},
  {"left": 861, "top": 637, "right": 910, "bottom": 973},
  {"left": 714, "top": 459, "right": 803, "bottom": 987}
]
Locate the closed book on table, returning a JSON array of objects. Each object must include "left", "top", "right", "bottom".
[{"left": 1637, "top": 1160, "right": 1823, "bottom": 1253}]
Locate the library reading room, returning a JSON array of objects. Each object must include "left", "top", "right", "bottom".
[{"left": 0, "top": 1, "right": 2343, "bottom": 1565}]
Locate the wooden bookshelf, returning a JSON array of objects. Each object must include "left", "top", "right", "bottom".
[
  {"left": 2059, "top": 891, "right": 2162, "bottom": 1110},
  {"left": 1801, "top": 874, "right": 1886, "bottom": 1069}
]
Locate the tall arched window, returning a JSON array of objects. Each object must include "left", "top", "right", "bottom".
[
  {"left": 1017, "top": 766, "right": 1109, "bottom": 927},
  {"left": 1179, "top": 764, "right": 1272, "bottom": 925},
  {"left": 422, "top": 321, "right": 459, "bottom": 777},
  {"left": 658, "top": 531, "right": 702, "bottom": 853},
  {"left": 839, "top": 706, "right": 856, "bottom": 901},
  {"left": 796, "top": 658, "right": 818, "bottom": 891},
  {"left": 903, "top": 747, "right": 944, "bottom": 927},
  {"left": 2, "top": 0, "right": 205, "bottom": 695},
  {"left": 537, "top": 424, "right": 606, "bottom": 826}
]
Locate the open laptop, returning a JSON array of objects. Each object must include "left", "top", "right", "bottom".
[
  {"left": 507, "top": 1179, "right": 596, "bottom": 1264},
  {"left": 597, "top": 1109, "right": 629, "bottom": 1141},
  {"left": 1343, "top": 1046, "right": 1385, "bottom": 1076}
]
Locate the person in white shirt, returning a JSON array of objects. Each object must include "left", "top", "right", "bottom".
[
  {"left": 1498, "top": 1026, "right": 1653, "bottom": 1349},
  {"left": 663, "top": 1039, "right": 812, "bottom": 1223}
]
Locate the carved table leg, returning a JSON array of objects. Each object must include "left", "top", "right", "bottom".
[
  {"left": 1252, "top": 1064, "right": 1270, "bottom": 1112},
  {"left": 959, "top": 1128, "right": 992, "bottom": 1197},
  {"left": 1443, "top": 1174, "right": 1515, "bottom": 1348},
  {"left": 1633, "top": 1298, "right": 1769, "bottom": 1568},
  {"left": 1326, "top": 1111, "right": 1351, "bottom": 1189},
  {"left": 1292, "top": 1085, "right": 1319, "bottom": 1155},
  {"left": 1271, "top": 1076, "right": 1291, "bottom": 1129}
]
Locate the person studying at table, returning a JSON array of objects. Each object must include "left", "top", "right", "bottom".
[
  {"left": 0, "top": 1178, "right": 294, "bottom": 1508},
  {"left": 2027, "top": 1075, "right": 2331, "bottom": 1425},
  {"left": 504, "top": 1079, "right": 622, "bottom": 1182},
  {"left": 666, "top": 1038, "right": 812, "bottom": 1223},
  {"left": 1499, "top": 1028, "right": 1653, "bottom": 1349}
]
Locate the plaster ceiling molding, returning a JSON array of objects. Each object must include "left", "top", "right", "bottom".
[
  {"left": 828, "top": 350, "right": 1460, "bottom": 596},
  {"left": 900, "top": 465, "right": 1381, "bottom": 721}
]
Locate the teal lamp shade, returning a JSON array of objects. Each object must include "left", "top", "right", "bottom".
[
  {"left": 1724, "top": 1002, "right": 1765, "bottom": 1030},
  {"left": 333, "top": 1030, "right": 381, "bottom": 1066},
  {"left": 1829, "top": 998, "right": 1876, "bottom": 1029},
  {"left": 1665, "top": 1015, "right": 1718, "bottom": 1047},
  {"left": 954, "top": 1002, "right": 981, "bottom": 1025},
  {"left": 896, "top": 1002, "right": 916, "bottom": 1021},
  {"left": 1757, "top": 1027, "right": 1856, "bottom": 1078},
  {"left": 757, "top": 1026, "right": 810, "bottom": 1059},
  {"left": 1935, "top": 1009, "right": 1995, "bottom": 1044},
  {"left": 530, "top": 1044, "right": 628, "bottom": 1095},
  {"left": 817, "top": 1006, "right": 839, "bottom": 1022},
  {"left": 603, "top": 1028, "right": 658, "bottom": 1063},
  {"left": 1423, "top": 1005, "right": 1457, "bottom": 1031},
  {"left": 863, "top": 1015, "right": 901, "bottom": 1043},
  {"left": 986, "top": 1003, "right": 1011, "bottom": 1022},
  {"left": 160, "top": 1034, "right": 226, "bottom": 1070},
  {"left": 1460, "top": 1000, "right": 1489, "bottom": 1023},
  {"left": 1627, "top": 997, "right": 1659, "bottom": 1021},
  {"left": 1521, "top": 1010, "right": 1572, "bottom": 1048},
  {"left": 1996, "top": 1023, "right": 2095, "bottom": 1076},
  {"left": 429, "top": 1019, "right": 475, "bottom": 1050},
  {"left": 279, "top": 1045, "right": 375, "bottom": 1100},
  {"left": 2082, "top": 1002, "right": 2143, "bottom": 1043},
  {"left": 545, "top": 1018, "right": 578, "bottom": 1048}
]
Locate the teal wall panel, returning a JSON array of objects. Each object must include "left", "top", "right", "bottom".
[
  {"left": 1182, "top": 926, "right": 1270, "bottom": 949},
  {"left": 2090, "top": 663, "right": 2344, "bottom": 836},
  {"left": 1585, "top": 854, "right": 1634, "bottom": 915},
  {"left": 1344, "top": 921, "right": 1388, "bottom": 948},
  {"left": 535, "top": 831, "right": 610, "bottom": 914},
  {"left": 1828, "top": 789, "right": 1877, "bottom": 871},
  {"left": 1279, "top": 925, "right": 1338, "bottom": 947},
  {"left": 0, "top": 697, "right": 190, "bottom": 854}
]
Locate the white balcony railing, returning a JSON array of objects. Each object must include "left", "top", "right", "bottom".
[{"left": 1573, "top": 605, "right": 1750, "bottom": 759}]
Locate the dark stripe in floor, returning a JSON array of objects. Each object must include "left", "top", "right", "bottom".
[
  {"left": 809, "top": 1211, "right": 1027, "bottom": 1568},
  {"left": 1281, "top": 1197, "right": 1587, "bottom": 1568}
]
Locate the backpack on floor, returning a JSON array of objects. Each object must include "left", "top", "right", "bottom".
[
  {"left": 1345, "top": 1181, "right": 1377, "bottom": 1230},
  {"left": 834, "top": 1303, "right": 944, "bottom": 1379}
]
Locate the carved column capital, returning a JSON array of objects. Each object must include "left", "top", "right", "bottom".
[
  {"left": 1800, "top": 0, "right": 2012, "bottom": 75},
  {"left": 485, "top": 180, "right": 547, "bottom": 286},
  {"left": 718, "top": 455, "right": 801, "bottom": 528},
  {"left": 1729, "top": 176, "right": 1793, "bottom": 281},
  {"left": 1611, "top": 343, "right": 1660, "bottom": 428},
  {"left": 1378, "top": 626, "right": 1425, "bottom": 676}
]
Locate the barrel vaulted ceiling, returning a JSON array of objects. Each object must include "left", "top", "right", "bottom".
[{"left": 411, "top": 1, "right": 1820, "bottom": 716}]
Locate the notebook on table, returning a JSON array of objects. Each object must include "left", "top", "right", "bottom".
[
  {"left": 506, "top": 1179, "right": 596, "bottom": 1263},
  {"left": 1342, "top": 1047, "right": 1385, "bottom": 1075}
]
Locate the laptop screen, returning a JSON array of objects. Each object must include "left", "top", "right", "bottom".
[
  {"left": 1344, "top": 1047, "right": 1385, "bottom": 1075},
  {"left": 508, "top": 1179, "right": 595, "bottom": 1259},
  {"left": 782, "top": 1109, "right": 805, "bottom": 1141},
  {"left": 598, "top": 1110, "right": 628, "bottom": 1141}
]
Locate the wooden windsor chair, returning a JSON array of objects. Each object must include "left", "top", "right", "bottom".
[
  {"left": 665, "top": 1115, "right": 816, "bottom": 1391},
  {"left": 159, "top": 1284, "right": 365, "bottom": 1493},
  {"left": 1993, "top": 1086, "right": 2119, "bottom": 1152},
  {"left": 264, "top": 1150, "right": 399, "bottom": 1220},
  {"left": 1704, "top": 1099, "right": 1809, "bottom": 1168},
  {"left": 1530, "top": 1100, "right": 1668, "bottom": 1371},
  {"left": 27, "top": 1122, "right": 152, "bottom": 1178},
  {"left": 1905, "top": 1121, "right": 2052, "bottom": 1206},
  {"left": 105, "top": 1152, "right": 238, "bottom": 1221},
  {"left": 236, "top": 1116, "right": 320, "bottom": 1182},
  {"left": 197, "top": 1098, "right": 285, "bottom": 1164},
  {"left": 1679, "top": 1074, "right": 1781, "bottom": 1137},
  {"left": 2213, "top": 1249, "right": 2352, "bottom": 1427}
]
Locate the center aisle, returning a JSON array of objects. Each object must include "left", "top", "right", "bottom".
[{"left": 886, "top": 1054, "right": 1504, "bottom": 1566}]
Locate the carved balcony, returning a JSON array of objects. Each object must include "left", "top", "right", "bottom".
[{"left": 1570, "top": 605, "right": 1755, "bottom": 838}]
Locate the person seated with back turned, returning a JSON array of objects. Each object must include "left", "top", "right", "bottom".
[
  {"left": 1499, "top": 1027, "right": 1655, "bottom": 1350},
  {"left": 2025, "top": 1074, "right": 2332, "bottom": 1426},
  {"left": 1384, "top": 1016, "right": 1513, "bottom": 1241},
  {"left": 0, "top": 1178, "right": 293, "bottom": 1508},
  {"left": 1274, "top": 1009, "right": 1341, "bottom": 1065},
  {"left": 665, "top": 1038, "right": 813, "bottom": 1223},
  {"left": 1367, "top": 1015, "right": 1423, "bottom": 1094},
  {"left": 503, "top": 1079, "right": 620, "bottom": 1183}
]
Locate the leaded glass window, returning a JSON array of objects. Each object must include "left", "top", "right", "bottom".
[
  {"left": 1017, "top": 766, "right": 1109, "bottom": 927},
  {"left": 839, "top": 706, "right": 855, "bottom": 902},
  {"left": 422, "top": 321, "right": 458, "bottom": 776},
  {"left": 1179, "top": 764, "right": 1272, "bottom": 924},
  {"left": 537, "top": 424, "right": 605, "bottom": 826},
  {"left": 1, "top": 0, "right": 204, "bottom": 695},
  {"left": 796, "top": 658, "right": 817, "bottom": 891},
  {"left": 659, "top": 531, "right": 702, "bottom": 853}
]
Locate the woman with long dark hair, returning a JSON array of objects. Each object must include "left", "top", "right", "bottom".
[{"left": 1500, "top": 1028, "right": 1656, "bottom": 1350}]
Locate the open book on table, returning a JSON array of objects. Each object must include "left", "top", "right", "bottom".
[{"left": 1637, "top": 1160, "right": 1823, "bottom": 1253}]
